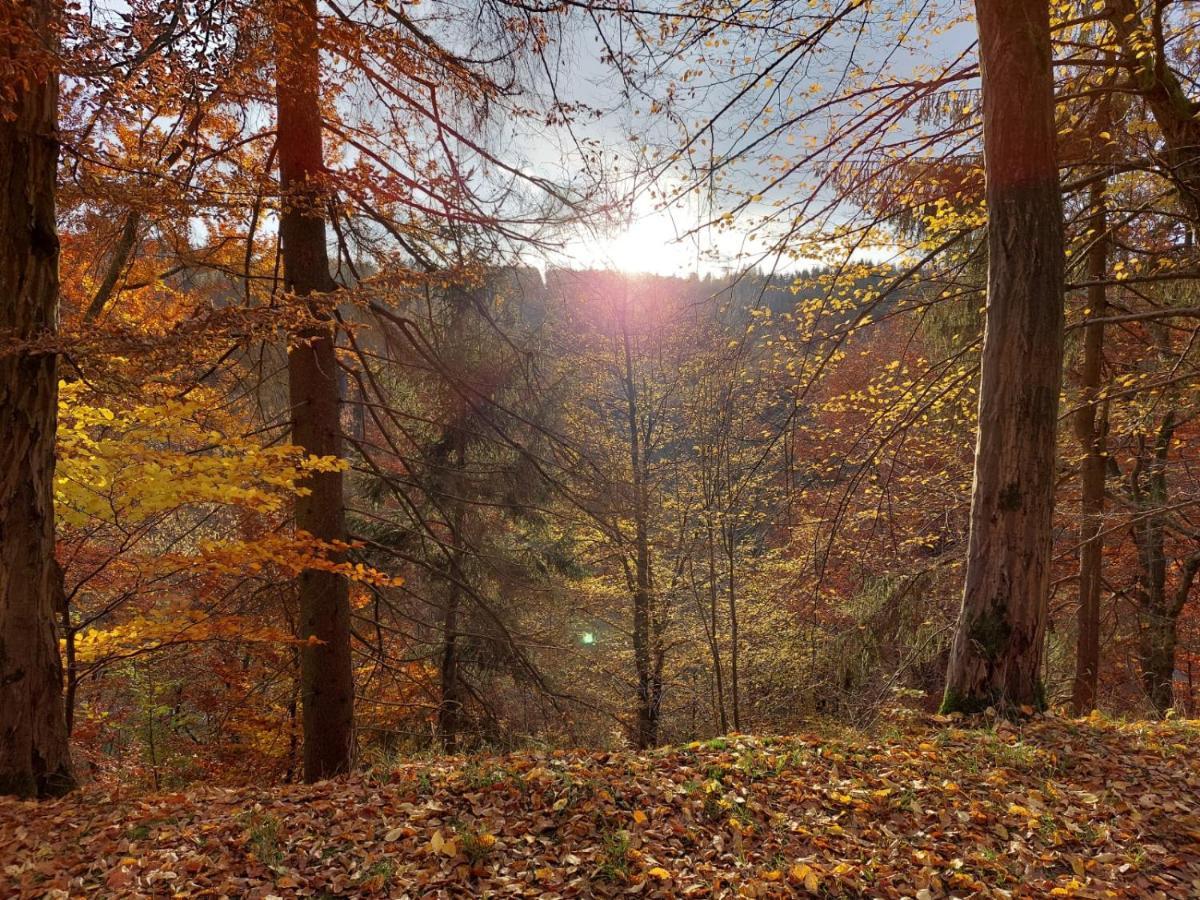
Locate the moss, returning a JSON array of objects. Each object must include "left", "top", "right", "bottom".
[
  {"left": 1033, "top": 678, "right": 1048, "bottom": 712},
  {"left": 968, "top": 608, "right": 1012, "bottom": 661},
  {"left": 938, "top": 686, "right": 994, "bottom": 716},
  {"left": 939, "top": 679, "right": 1047, "bottom": 717}
]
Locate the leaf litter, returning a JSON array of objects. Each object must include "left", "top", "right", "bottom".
[{"left": 3, "top": 714, "right": 1199, "bottom": 897}]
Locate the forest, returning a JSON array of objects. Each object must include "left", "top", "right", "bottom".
[{"left": 1, "top": 0, "right": 1200, "bottom": 895}]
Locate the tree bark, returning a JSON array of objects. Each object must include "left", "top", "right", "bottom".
[
  {"left": 275, "top": 0, "right": 354, "bottom": 781},
  {"left": 1129, "top": 412, "right": 1179, "bottom": 717},
  {"left": 1071, "top": 183, "right": 1107, "bottom": 716},
  {"left": 619, "top": 300, "right": 658, "bottom": 749},
  {"left": 724, "top": 524, "right": 740, "bottom": 731},
  {"left": 0, "top": 0, "right": 76, "bottom": 798},
  {"left": 705, "top": 524, "right": 728, "bottom": 733},
  {"left": 83, "top": 210, "right": 141, "bottom": 322},
  {"left": 1139, "top": 610, "right": 1176, "bottom": 717},
  {"left": 437, "top": 433, "right": 466, "bottom": 751},
  {"left": 942, "top": 0, "right": 1065, "bottom": 714}
]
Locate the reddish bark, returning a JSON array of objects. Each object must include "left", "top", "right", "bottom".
[
  {"left": 0, "top": 0, "right": 76, "bottom": 798},
  {"left": 275, "top": 0, "right": 354, "bottom": 780},
  {"left": 943, "top": 0, "right": 1065, "bottom": 714}
]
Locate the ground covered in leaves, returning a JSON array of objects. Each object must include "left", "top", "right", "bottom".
[{"left": 3, "top": 715, "right": 1200, "bottom": 898}]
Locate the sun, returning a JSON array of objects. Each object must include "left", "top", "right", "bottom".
[{"left": 588, "top": 209, "right": 694, "bottom": 275}]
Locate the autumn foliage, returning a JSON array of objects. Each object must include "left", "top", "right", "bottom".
[{"left": 1, "top": 0, "right": 1199, "bottom": 892}]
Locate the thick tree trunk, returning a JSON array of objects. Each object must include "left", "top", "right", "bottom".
[
  {"left": 942, "top": 0, "right": 1065, "bottom": 714},
  {"left": 1071, "top": 184, "right": 1107, "bottom": 715},
  {"left": 0, "top": 0, "right": 76, "bottom": 798},
  {"left": 275, "top": 0, "right": 354, "bottom": 781}
]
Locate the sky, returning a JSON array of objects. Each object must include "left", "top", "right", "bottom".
[
  {"left": 80, "top": 0, "right": 975, "bottom": 280},
  {"left": 505, "top": 2, "right": 978, "bottom": 279},
  {"left": 496, "top": 7, "right": 784, "bottom": 278}
]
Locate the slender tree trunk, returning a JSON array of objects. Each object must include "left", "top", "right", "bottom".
[
  {"left": 706, "top": 524, "right": 728, "bottom": 733},
  {"left": 1139, "top": 611, "right": 1176, "bottom": 717},
  {"left": 83, "top": 210, "right": 141, "bottom": 322},
  {"left": 62, "top": 587, "right": 78, "bottom": 737},
  {"left": 437, "top": 579, "right": 463, "bottom": 749},
  {"left": 1131, "top": 466, "right": 1200, "bottom": 717},
  {"left": 725, "top": 525, "right": 740, "bottom": 731},
  {"left": 942, "top": 0, "right": 1065, "bottom": 714},
  {"left": 275, "top": 0, "right": 354, "bottom": 781},
  {"left": 1071, "top": 183, "right": 1107, "bottom": 715},
  {"left": 437, "top": 433, "right": 466, "bottom": 751},
  {"left": 1130, "top": 412, "right": 1178, "bottom": 717},
  {"left": 286, "top": 650, "right": 299, "bottom": 783},
  {"left": 0, "top": 0, "right": 76, "bottom": 799},
  {"left": 619, "top": 301, "right": 657, "bottom": 749}
]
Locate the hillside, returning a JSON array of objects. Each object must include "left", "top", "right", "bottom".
[{"left": 3, "top": 715, "right": 1199, "bottom": 898}]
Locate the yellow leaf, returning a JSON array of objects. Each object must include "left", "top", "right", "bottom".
[
  {"left": 632, "top": 809, "right": 648, "bottom": 825},
  {"left": 647, "top": 867, "right": 671, "bottom": 879},
  {"left": 790, "top": 863, "right": 821, "bottom": 892}
]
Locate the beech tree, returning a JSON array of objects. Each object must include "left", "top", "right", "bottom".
[{"left": 0, "top": 0, "right": 76, "bottom": 797}]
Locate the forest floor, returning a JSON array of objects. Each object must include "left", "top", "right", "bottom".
[{"left": 2, "top": 714, "right": 1199, "bottom": 898}]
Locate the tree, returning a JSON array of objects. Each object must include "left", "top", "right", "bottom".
[
  {"left": 0, "top": 0, "right": 76, "bottom": 797},
  {"left": 275, "top": 0, "right": 354, "bottom": 780},
  {"left": 1124, "top": 411, "right": 1200, "bottom": 715},
  {"left": 1070, "top": 181, "right": 1108, "bottom": 715},
  {"left": 941, "top": 0, "right": 1065, "bottom": 714},
  {"left": 616, "top": 291, "right": 662, "bottom": 749}
]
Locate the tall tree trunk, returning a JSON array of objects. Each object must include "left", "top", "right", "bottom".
[
  {"left": 275, "top": 0, "right": 354, "bottom": 781},
  {"left": 61, "top": 579, "right": 78, "bottom": 737},
  {"left": 724, "top": 524, "right": 740, "bottom": 731},
  {"left": 942, "top": 0, "right": 1065, "bottom": 714},
  {"left": 705, "top": 524, "right": 728, "bottom": 733},
  {"left": 1130, "top": 412, "right": 1177, "bottom": 717},
  {"left": 1071, "top": 182, "right": 1108, "bottom": 715},
  {"left": 0, "top": 0, "right": 76, "bottom": 798},
  {"left": 437, "top": 575, "right": 463, "bottom": 750},
  {"left": 437, "top": 433, "right": 466, "bottom": 751},
  {"left": 619, "top": 301, "right": 657, "bottom": 749},
  {"left": 1139, "top": 610, "right": 1176, "bottom": 717}
]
